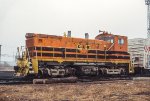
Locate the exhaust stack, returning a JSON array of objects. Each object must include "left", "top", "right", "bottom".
[
  {"left": 85, "top": 33, "right": 89, "bottom": 39},
  {"left": 67, "top": 31, "right": 71, "bottom": 37}
]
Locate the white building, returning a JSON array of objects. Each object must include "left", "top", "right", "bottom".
[{"left": 128, "top": 38, "right": 147, "bottom": 68}]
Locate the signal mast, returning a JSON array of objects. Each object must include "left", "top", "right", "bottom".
[{"left": 145, "top": 0, "right": 150, "bottom": 68}]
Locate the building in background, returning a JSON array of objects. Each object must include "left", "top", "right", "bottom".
[{"left": 128, "top": 38, "right": 147, "bottom": 68}]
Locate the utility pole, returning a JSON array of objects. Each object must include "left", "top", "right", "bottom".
[
  {"left": 145, "top": 0, "right": 150, "bottom": 68},
  {"left": 145, "top": 0, "right": 150, "bottom": 38}
]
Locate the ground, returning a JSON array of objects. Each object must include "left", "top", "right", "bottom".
[{"left": 0, "top": 80, "right": 149, "bottom": 101}]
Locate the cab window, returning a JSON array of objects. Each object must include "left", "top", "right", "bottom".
[
  {"left": 118, "top": 38, "right": 124, "bottom": 45},
  {"left": 98, "top": 36, "right": 114, "bottom": 43}
]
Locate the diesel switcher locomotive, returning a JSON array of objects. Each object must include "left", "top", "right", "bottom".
[{"left": 14, "top": 31, "right": 133, "bottom": 78}]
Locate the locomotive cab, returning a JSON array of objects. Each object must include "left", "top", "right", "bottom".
[
  {"left": 95, "top": 31, "right": 128, "bottom": 52},
  {"left": 95, "top": 32, "right": 133, "bottom": 75}
]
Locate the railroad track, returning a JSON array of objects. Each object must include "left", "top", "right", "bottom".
[
  {"left": 0, "top": 78, "right": 33, "bottom": 85},
  {"left": 0, "top": 74, "right": 149, "bottom": 85},
  {"left": 0, "top": 76, "right": 134, "bottom": 85}
]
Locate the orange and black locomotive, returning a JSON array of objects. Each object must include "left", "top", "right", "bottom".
[{"left": 14, "top": 31, "right": 133, "bottom": 78}]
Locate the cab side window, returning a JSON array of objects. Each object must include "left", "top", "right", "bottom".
[{"left": 118, "top": 38, "right": 124, "bottom": 45}]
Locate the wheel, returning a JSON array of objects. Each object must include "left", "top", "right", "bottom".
[
  {"left": 37, "top": 70, "right": 43, "bottom": 79},
  {"left": 120, "top": 69, "right": 125, "bottom": 75}
]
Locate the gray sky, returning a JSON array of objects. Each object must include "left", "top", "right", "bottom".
[{"left": 0, "top": 0, "right": 147, "bottom": 61}]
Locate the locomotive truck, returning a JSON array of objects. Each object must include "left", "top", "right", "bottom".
[{"left": 14, "top": 31, "right": 134, "bottom": 78}]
